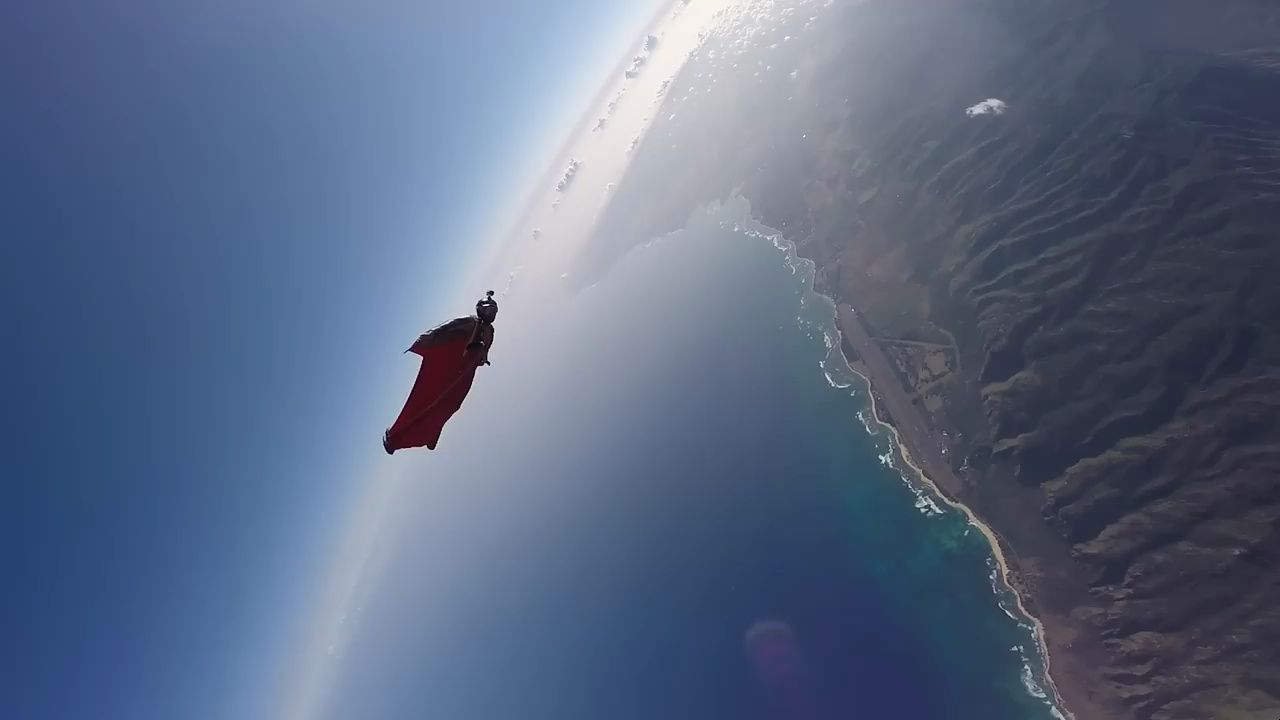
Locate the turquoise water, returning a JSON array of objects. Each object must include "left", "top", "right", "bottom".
[{"left": 326, "top": 205, "right": 1063, "bottom": 720}]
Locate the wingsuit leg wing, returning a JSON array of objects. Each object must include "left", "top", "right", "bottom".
[{"left": 398, "top": 369, "right": 478, "bottom": 451}]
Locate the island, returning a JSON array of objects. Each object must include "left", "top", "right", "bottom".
[{"left": 579, "top": 0, "right": 1280, "bottom": 717}]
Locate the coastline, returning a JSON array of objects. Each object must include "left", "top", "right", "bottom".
[
  {"left": 723, "top": 200, "right": 1076, "bottom": 720},
  {"left": 847, "top": 371, "right": 1074, "bottom": 720}
]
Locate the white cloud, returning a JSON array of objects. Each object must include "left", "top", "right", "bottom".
[
  {"left": 501, "top": 266, "right": 521, "bottom": 297},
  {"left": 624, "top": 53, "right": 648, "bottom": 79},
  {"left": 624, "top": 35, "right": 661, "bottom": 80},
  {"left": 965, "top": 98, "right": 1008, "bottom": 117},
  {"left": 606, "top": 90, "right": 624, "bottom": 116},
  {"left": 554, "top": 158, "right": 581, "bottom": 192}
]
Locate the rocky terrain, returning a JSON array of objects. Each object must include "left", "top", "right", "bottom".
[{"left": 581, "top": 1, "right": 1280, "bottom": 717}]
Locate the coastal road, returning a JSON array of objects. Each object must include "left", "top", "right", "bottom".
[{"left": 837, "top": 304, "right": 965, "bottom": 500}]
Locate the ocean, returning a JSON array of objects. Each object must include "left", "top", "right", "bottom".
[{"left": 324, "top": 203, "right": 1065, "bottom": 720}]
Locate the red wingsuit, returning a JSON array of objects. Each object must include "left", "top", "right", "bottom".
[{"left": 383, "top": 316, "right": 494, "bottom": 453}]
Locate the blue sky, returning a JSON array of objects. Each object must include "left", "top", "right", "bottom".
[{"left": 2, "top": 2, "right": 660, "bottom": 718}]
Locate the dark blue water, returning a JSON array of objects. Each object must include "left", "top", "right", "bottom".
[{"left": 324, "top": 206, "right": 1061, "bottom": 720}]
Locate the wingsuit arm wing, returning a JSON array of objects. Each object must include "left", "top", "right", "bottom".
[{"left": 406, "top": 317, "right": 477, "bottom": 356}]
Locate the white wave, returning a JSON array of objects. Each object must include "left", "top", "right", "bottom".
[
  {"left": 856, "top": 410, "right": 876, "bottom": 436},
  {"left": 910, "top": 485, "right": 944, "bottom": 516},
  {"left": 1022, "top": 663, "right": 1049, "bottom": 699}
]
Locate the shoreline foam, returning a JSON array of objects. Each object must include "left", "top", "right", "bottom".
[{"left": 716, "top": 195, "right": 1075, "bottom": 720}]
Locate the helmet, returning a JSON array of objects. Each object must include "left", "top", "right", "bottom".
[{"left": 476, "top": 290, "right": 498, "bottom": 323}]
